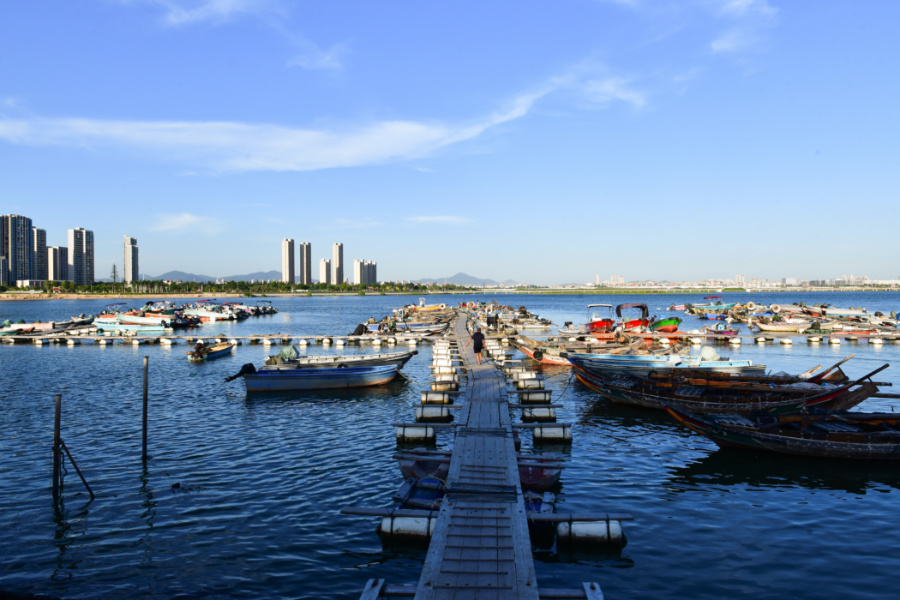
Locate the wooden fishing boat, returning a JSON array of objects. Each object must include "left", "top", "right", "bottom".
[
  {"left": 703, "top": 322, "right": 740, "bottom": 337},
  {"left": 747, "top": 317, "right": 812, "bottom": 333},
  {"left": 187, "top": 341, "right": 236, "bottom": 362},
  {"left": 262, "top": 348, "right": 418, "bottom": 369},
  {"left": 566, "top": 346, "right": 764, "bottom": 377},
  {"left": 240, "top": 364, "right": 400, "bottom": 392},
  {"left": 666, "top": 405, "right": 900, "bottom": 460},
  {"left": 649, "top": 316, "right": 682, "bottom": 333},
  {"left": 572, "top": 363, "right": 886, "bottom": 414},
  {"left": 514, "top": 335, "right": 644, "bottom": 366}
]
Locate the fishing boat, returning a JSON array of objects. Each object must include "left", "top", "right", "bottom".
[
  {"left": 187, "top": 341, "right": 236, "bottom": 362},
  {"left": 566, "top": 346, "right": 764, "bottom": 377},
  {"left": 262, "top": 348, "right": 418, "bottom": 369},
  {"left": 666, "top": 405, "right": 900, "bottom": 460},
  {"left": 558, "top": 304, "right": 615, "bottom": 336},
  {"left": 747, "top": 317, "right": 812, "bottom": 333},
  {"left": 616, "top": 303, "right": 650, "bottom": 333},
  {"left": 572, "top": 363, "right": 886, "bottom": 414},
  {"left": 514, "top": 335, "right": 643, "bottom": 366},
  {"left": 239, "top": 363, "right": 401, "bottom": 392},
  {"left": 649, "top": 316, "right": 682, "bottom": 333},
  {"left": 703, "top": 322, "right": 740, "bottom": 337}
]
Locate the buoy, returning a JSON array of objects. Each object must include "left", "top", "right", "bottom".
[
  {"left": 322, "top": 338, "right": 332, "bottom": 345},
  {"left": 387, "top": 337, "right": 396, "bottom": 344},
  {"left": 416, "top": 406, "right": 452, "bottom": 421},
  {"left": 263, "top": 338, "right": 273, "bottom": 345},
  {"left": 746, "top": 301, "right": 756, "bottom": 311},
  {"left": 230, "top": 338, "right": 241, "bottom": 346},
  {"left": 408, "top": 338, "right": 417, "bottom": 345},
  {"left": 335, "top": 339, "right": 345, "bottom": 347},
  {"left": 522, "top": 407, "right": 557, "bottom": 422},
  {"left": 807, "top": 337, "right": 821, "bottom": 343},
  {"left": 659, "top": 337, "right": 671, "bottom": 346},
  {"left": 870, "top": 337, "right": 884, "bottom": 345},
  {"left": 34, "top": 339, "right": 43, "bottom": 346},
  {"left": 780, "top": 338, "right": 792, "bottom": 345},
  {"left": 771, "top": 304, "right": 781, "bottom": 313},
  {"left": 395, "top": 425, "right": 435, "bottom": 443},
  {"left": 421, "top": 391, "right": 453, "bottom": 404},
  {"left": 298, "top": 339, "right": 308, "bottom": 346},
  {"left": 756, "top": 336, "right": 766, "bottom": 343},
  {"left": 690, "top": 337, "right": 703, "bottom": 345},
  {"left": 829, "top": 337, "right": 841, "bottom": 345},
  {"left": 379, "top": 515, "right": 437, "bottom": 542},
  {"left": 516, "top": 379, "right": 545, "bottom": 390},
  {"left": 556, "top": 520, "right": 625, "bottom": 549},
  {"left": 729, "top": 337, "right": 741, "bottom": 345},
  {"left": 531, "top": 423, "right": 572, "bottom": 442},
  {"left": 372, "top": 338, "right": 382, "bottom": 346}
]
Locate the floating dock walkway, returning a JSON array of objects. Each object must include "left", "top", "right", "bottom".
[{"left": 349, "top": 314, "right": 606, "bottom": 599}]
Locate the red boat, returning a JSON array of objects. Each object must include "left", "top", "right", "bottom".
[{"left": 616, "top": 303, "right": 650, "bottom": 333}]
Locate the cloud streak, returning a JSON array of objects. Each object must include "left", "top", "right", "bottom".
[
  {"left": 152, "top": 212, "right": 223, "bottom": 233},
  {"left": 127, "top": 0, "right": 281, "bottom": 26},
  {"left": 0, "top": 86, "right": 555, "bottom": 173}
]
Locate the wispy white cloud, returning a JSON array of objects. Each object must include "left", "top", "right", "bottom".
[
  {"left": 405, "top": 216, "right": 471, "bottom": 226},
  {"left": 709, "top": 0, "right": 778, "bottom": 55},
  {"left": 582, "top": 77, "right": 646, "bottom": 108},
  {"left": 0, "top": 84, "right": 556, "bottom": 172},
  {"left": 287, "top": 40, "right": 347, "bottom": 72},
  {"left": 152, "top": 212, "right": 223, "bottom": 233},
  {"left": 126, "top": 0, "right": 282, "bottom": 26}
]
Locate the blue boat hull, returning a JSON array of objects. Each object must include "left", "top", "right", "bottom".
[{"left": 243, "top": 365, "right": 400, "bottom": 392}]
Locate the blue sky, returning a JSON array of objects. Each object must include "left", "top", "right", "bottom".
[{"left": 1, "top": 0, "right": 898, "bottom": 285}]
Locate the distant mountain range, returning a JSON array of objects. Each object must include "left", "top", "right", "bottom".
[{"left": 124, "top": 270, "right": 522, "bottom": 286}]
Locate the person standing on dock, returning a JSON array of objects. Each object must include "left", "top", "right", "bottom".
[{"left": 467, "top": 327, "right": 486, "bottom": 364}]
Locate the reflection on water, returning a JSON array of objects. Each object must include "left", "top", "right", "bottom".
[
  {"left": 669, "top": 448, "right": 900, "bottom": 494},
  {"left": 4, "top": 293, "right": 900, "bottom": 600}
]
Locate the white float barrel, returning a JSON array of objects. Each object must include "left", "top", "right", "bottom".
[
  {"left": 432, "top": 358, "right": 455, "bottom": 367},
  {"left": 532, "top": 423, "right": 571, "bottom": 442},
  {"left": 433, "top": 366, "right": 457, "bottom": 375},
  {"left": 556, "top": 520, "right": 626, "bottom": 549},
  {"left": 416, "top": 406, "right": 452, "bottom": 421},
  {"left": 519, "top": 391, "right": 552, "bottom": 403},
  {"left": 516, "top": 379, "right": 545, "bottom": 390},
  {"left": 431, "top": 382, "right": 459, "bottom": 392},
  {"left": 511, "top": 371, "right": 539, "bottom": 380},
  {"left": 421, "top": 392, "right": 453, "bottom": 404},
  {"left": 522, "top": 407, "right": 557, "bottom": 422},
  {"left": 379, "top": 516, "right": 437, "bottom": 542},
  {"left": 396, "top": 425, "right": 436, "bottom": 443},
  {"left": 433, "top": 374, "right": 460, "bottom": 383}
]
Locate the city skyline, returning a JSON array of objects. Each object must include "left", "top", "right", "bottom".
[{"left": 3, "top": 3, "right": 899, "bottom": 284}]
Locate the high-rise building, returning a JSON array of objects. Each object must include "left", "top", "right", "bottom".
[
  {"left": 67, "top": 228, "right": 94, "bottom": 286},
  {"left": 353, "top": 259, "right": 378, "bottom": 285},
  {"left": 332, "top": 242, "right": 344, "bottom": 285},
  {"left": 282, "top": 238, "right": 295, "bottom": 284},
  {"left": 319, "top": 258, "right": 331, "bottom": 285},
  {"left": 3, "top": 214, "right": 34, "bottom": 283},
  {"left": 124, "top": 236, "right": 139, "bottom": 283},
  {"left": 48, "top": 246, "right": 68, "bottom": 281},
  {"left": 33, "top": 227, "right": 47, "bottom": 280},
  {"left": 299, "top": 242, "right": 312, "bottom": 285}
]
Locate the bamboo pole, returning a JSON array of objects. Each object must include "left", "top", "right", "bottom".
[
  {"left": 142, "top": 356, "right": 149, "bottom": 461},
  {"left": 52, "top": 394, "right": 61, "bottom": 501}
]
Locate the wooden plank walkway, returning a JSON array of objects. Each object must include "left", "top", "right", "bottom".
[{"left": 414, "top": 316, "right": 539, "bottom": 599}]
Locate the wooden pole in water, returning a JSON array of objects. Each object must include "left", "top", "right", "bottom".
[
  {"left": 142, "top": 356, "right": 149, "bottom": 462},
  {"left": 52, "top": 394, "right": 62, "bottom": 501}
]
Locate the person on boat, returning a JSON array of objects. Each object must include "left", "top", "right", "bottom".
[{"left": 467, "top": 328, "right": 486, "bottom": 364}]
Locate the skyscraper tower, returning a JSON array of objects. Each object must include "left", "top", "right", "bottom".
[
  {"left": 4, "top": 214, "right": 35, "bottom": 283},
  {"left": 282, "top": 238, "right": 295, "bottom": 284},
  {"left": 320, "top": 258, "right": 331, "bottom": 285},
  {"left": 67, "top": 228, "right": 94, "bottom": 286},
  {"left": 300, "top": 242, "right": 312, "bottom": 285},
  {"left": 332, "top": 242, "right": 344, "bottom": 285},
  {"left": 124, "top": 236, "right": 139, "bottom": 283},
  {"left": 33, "top": 227, "right": 47, "bottom": 280}
]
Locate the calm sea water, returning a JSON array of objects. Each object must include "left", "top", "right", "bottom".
[{"left": 2, "top": 292, "right": 900, "bottom": 599}]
